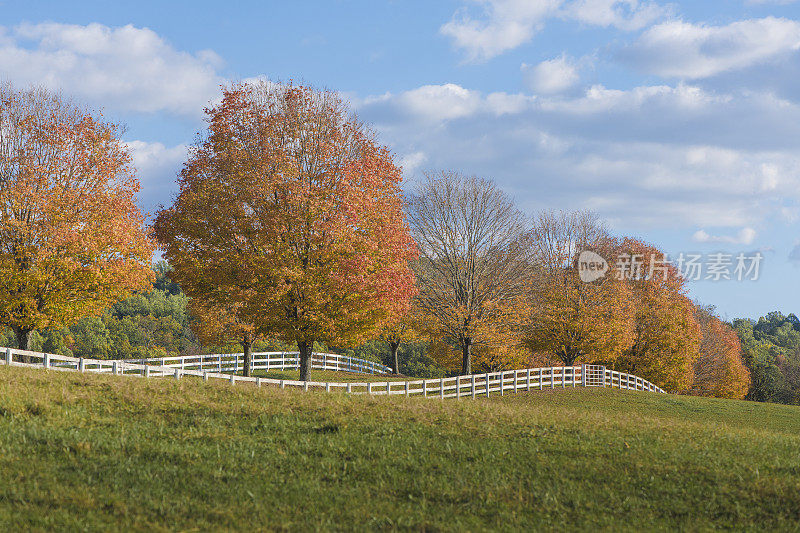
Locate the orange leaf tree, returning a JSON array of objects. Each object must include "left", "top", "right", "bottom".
[
  {"left": 0, "top": 85, "right": 155, "bottom": 350},
  {"left": 691, "top": 305, "right": 751, "bottom": 399},
  {"left": 612, "top": 238, "right": 701, "bottom": 392},
  {"left": 154, "top": 81, "right": 417, "bottom": 380}
]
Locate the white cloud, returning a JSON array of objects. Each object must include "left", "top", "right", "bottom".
[
  {"left": 125, "top": 141, "right": 188, "bottom": 211},
  {"left": 622, "top": 17, "right": 800, "bottom": 79},
  {"left": 356, "top": 81, "right": 800, "bottom": 230},
  {"left": 523, "top": 55, "right": 580, "bottom": 94},
  {"left": 0, "top": 22, "right": 223, "bottom": 115},
  {"left": 397, "top": 151, "right": 428, "bottom": 176},
  {"left": 440, "top": 0, "right": 560, "bottom": 62},
  {"left": 396, "top": 84, "right": 484, "bottom": 120},
  {"left": 563, "top": 0, "right": 670, "bottom": 31},
  {"left": 485, "top": 92, "right": 537, "bottom": 115},
  {"left": 692, "top": 228, "right": 757, "bottom": 245},
  {"left": 539, "top": 83, "right": 730, "bottom": 114},
  {"left": 441, "top": 0, "right": 670, "bottom": 61}
]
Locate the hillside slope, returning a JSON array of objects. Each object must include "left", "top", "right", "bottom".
[{"left": 1, "top": 366, "right": 799, "bottom": 531}]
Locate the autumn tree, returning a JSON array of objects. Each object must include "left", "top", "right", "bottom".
[
  {"left": 0, "top": 84, "right": 154, "bottom": 350},
  {"left": 190, "top": 298, "right": 261, "bottom": 375},
  {"left": 408, "top": 172, "right": 529, "bottom": 375},
  {"left": 380, "top": 298, "right": 422, "bottom": 375},
  {"left": 154, "top": 81, "right": 417, "bottom": 381},
  {"left": 612, "top": 238, "right": 701, "bottom": 392},
  {"left": 522, "top": 210, "right": 634, "bottom": 366},
  {"left": 471, "top": 297, "right": 531, "bottom": 371},
  {"left": 691, "top": 305, "right": 750, "bottom": 399},
  {"left": 418, "top": 293, "right": 530, "bottom": 373}
]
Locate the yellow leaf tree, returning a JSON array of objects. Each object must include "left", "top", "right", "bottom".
[
  {"left": 0, "top": 85, "right": 155, "bottom": 350},
  {"left": 522, "top": 210, "right": 634, "bottom": 366}
]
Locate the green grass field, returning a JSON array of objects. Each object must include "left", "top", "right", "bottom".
[{"left": 1, "top": 366, "right": 799, "bottom": 531}]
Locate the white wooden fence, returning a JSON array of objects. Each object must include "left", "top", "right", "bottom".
[
  {"left": 1, "top": 346, "right": 666, "bottom": 397},
  {"left": 122, "top": 351, "right": 393, "bottom": 376}
]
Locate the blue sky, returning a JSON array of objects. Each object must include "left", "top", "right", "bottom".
[{"left": 2, "top": 0, "right": 800, "bottom": 319}]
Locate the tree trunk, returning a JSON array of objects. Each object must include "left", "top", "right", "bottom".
[
  {"left": 13, "top": 327, "right": 33, "bottom": 351},
  {"left": 242, "top": 335, "right": 253, "bottom": 377},
  {"left": 298, "top": 340, "right": 313, "bottom": 381},
  {"left": 12, "top": 326, "right": 33, "bottom": 363},
  {"left": 558, "top": 347, "right": 579, "bottom": 367},
  {"left": 390, "top": 340, "right": 401, "bottom": 375},
  {"left": 461, "top": 338, "right": 472, "bottom": 375}
]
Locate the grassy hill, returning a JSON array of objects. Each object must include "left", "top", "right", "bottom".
[{"left": 1, "top": 366, "right": 799, "bottom": 531}]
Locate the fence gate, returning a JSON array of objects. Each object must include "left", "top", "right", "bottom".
[{"left": 582, "top": 365, "right": 606, "bottom": 387}]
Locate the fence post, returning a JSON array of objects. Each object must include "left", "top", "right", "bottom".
[
  {"left": 144, "top": 365, "right": 150, "bottom": 378},
  {"left": 440, "top": 378, "right": 445, "bottom": 399},
  {"left": 257, "top": 377, "right": 262, "bottom": 388},
  {"left": 513, "top": 370, "right": 518, "bottom": 392},
  {"left": 581, "top": 365, "right": 586, "bottom": 387},
  {"left": 368, "top": 382, "right": 372, "bottom": 395},
  {"left": 79, "top": 357, "right": 85, "bottom": 372},
  {"left": 539, "top": 369, "right": 543, "bottom": 389},
  {"left": 471, "top": 375, "right": 476, "bottom": 399},
  {"left": 230, "top": 373, "right": 235, "bottom": 385},
  {"left": 347, "top": 383, "right": 352, "bottom": 393},
  {"left": 422, "top": 380, "right": 427, "bottom": 397},
  {"left": 112, "top": 361, "right": 118, "bottom": 375},
  {"left": 456, "top": 376, "right": 461, "bottom": 399},
  {"left": 500, "top": 371, "right": 504, "bottom": 396},
  {"left": 4, "top": 347, "right": 11, "bottom": 365},
  {"left": 405, "top": 381, "right": 409, "bottom": 397},
  {"left": 280, "top": 380, "right": 285, "bottom": 390},
  {"left": 174, "top": 368, "right": 181, "bottom": 380},
  {"left": 43, "top": 353, "right": 50, "bottom": 370},
  {"left": 602, "top": 367, "right": 607, "bottom": 388},
  {"left": 203, "top": 371, "right": 208, "bottom": 382},
  {"left": 486, "top": 373, "right": 491, "bottom": 397}
]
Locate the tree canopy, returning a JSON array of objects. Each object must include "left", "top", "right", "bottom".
[
  {"left": 0, "top": 84, "right": 154, "bottom": 350},
  {"left": 154, "top": 81, "right": 417, "bottom": 379}
]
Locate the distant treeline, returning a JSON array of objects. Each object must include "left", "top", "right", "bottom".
[{"left": 732, "top": 313, "right": 800, "bottom": 405}]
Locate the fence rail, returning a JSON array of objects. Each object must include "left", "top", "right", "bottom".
[
  {"left": 1, "top": 346, "right": 666, "bottom": 398},
  {"left": 121, "top": 351, "right": 393, "bottom": 376}
]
